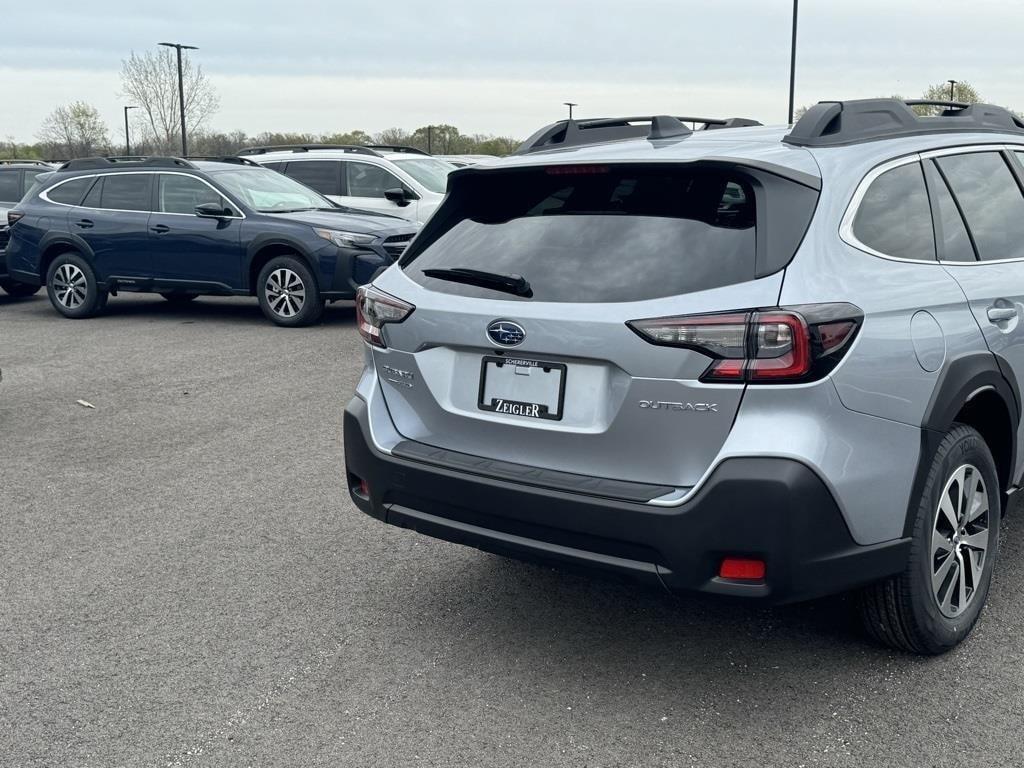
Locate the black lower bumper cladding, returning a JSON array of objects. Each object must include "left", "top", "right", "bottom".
[{"left": 344, "top": 397, "right": 909, "bottom": 604}]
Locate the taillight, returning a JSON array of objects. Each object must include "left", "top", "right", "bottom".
[
  {"left": 7, "top": 211, "right": 25, "bottom": 226},
  {"left": 355, "top": 285, "right": 415, "bottom": 348},
  {"left": 627, "top": 303, "right": 861, "bottom": 384}
]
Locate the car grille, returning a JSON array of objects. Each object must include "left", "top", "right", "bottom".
[{"left": 382, "top": 233, "right": 414, "bottom": 258}]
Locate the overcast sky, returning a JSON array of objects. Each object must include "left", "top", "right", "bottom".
[{"left": 2, "top": 0, "right": 1023, "bottom": 143}]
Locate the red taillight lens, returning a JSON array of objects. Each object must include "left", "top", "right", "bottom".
[
  {"left": 7, "top": 210, "right": 25, "bottom": 226},
  {"left": 355, "top": 285, "right": 415, "bottom": 348},
  {"left": 627, "top": 303, "right": 861, "bottom": 384}
]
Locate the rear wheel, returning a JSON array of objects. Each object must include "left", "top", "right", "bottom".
[
  {"left": 0, "top": 278, "right": 41, "bottom": 297},
  {"left": 257, "top": 256, "right": 322, "bottom": 327},
  {"left": 46, "top": 252, "right": 107, "bottom": 319},
  {"left": 860, "top": 424, "right": 1000, "bottom": 654}
]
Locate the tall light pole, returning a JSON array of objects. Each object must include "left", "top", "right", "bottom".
[
  {"left": 159, "top": 42, "right": 198, "bottom": 156},
  {"left": 563, "top": 102, "right": 578, "bottom": 121},
  {"left": 947, "top": 79, "right": 957, "bottom": 102},
  {"left": 123, "top": 105, "right": 137, "bottom": 156},
  {"left": 787, "top": 0, "right": 799, "bottom": 124}
]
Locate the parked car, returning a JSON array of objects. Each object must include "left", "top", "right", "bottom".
[
  {"left": 241, "top": 145, "right": 456, "bottom": 223},
  {"left": 435, "top": 154, "right": 499, "bottom": 167},
  {"left": 5, "top": 156, "right": 419, "bottom": 326},
  {"left": 344, "top": 101, "right": 1024, "bottom": 653},
  {"left": 0, "top": 160, "right": 52, "bottom": 296}
]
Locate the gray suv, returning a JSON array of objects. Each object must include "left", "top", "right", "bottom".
[{"left": 344, "top": 100, "right": 1024, "bottom": 653}]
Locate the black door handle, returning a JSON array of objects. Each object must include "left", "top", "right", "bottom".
[
  {"left": 150, "top": 224, "right": 170, "bottom": 234},
  {"left": 75, "top": 219, "right": 94, "bottom": 229}
]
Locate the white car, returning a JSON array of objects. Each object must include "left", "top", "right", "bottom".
[
  {"left": 436, "top": 154, "right": 499, "bottom": 167},
  {"left": 241, "top": 145, "right": 456, "bottom": 223}
]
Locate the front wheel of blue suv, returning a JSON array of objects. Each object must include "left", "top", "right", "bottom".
[
  {"left": 257, "top": 255, "right": 324, "bottom": 327},
  {"left": 45, "top": 252, "right": 108, "bottom": 319}
]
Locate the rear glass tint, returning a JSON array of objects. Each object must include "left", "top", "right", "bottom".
[
  {"left": 0, "top": 171, "right": 20, "bottom": 203},
  {"left": 936, "top": 152, "right": 1024, "bottom": 262},
  {"left": 402, "top": 166, "right": 758, "bottom": 302},
  {"left": 853, "top": 162, "right": 934, "bottom": 261},
  {"left": 47, "top": 176, "right": 94, "bottom": 206}
]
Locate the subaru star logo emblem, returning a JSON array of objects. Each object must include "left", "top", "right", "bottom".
[{"left": 487, "top": 320, "right": 526, "bottom": 347}]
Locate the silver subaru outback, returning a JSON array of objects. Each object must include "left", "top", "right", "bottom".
[{"left": 345, "top": 100, "right": 1024, "bottom": 654}]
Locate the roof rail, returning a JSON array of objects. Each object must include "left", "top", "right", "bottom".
[
  {"left": 365, "top": 144, "right": 429, "bottom": 156},
  {"left": 184, "top": 155, "right": 261, "bottom": 166},
  {"left": 784, "top": 98, "right": 1024, "bottom": 148},
  {"left": 513, "top": 114, "right": 763, "bottom": 155},
  {"left": 0, "top": 159, "right": 52, "bottom": 167},
  {"left": 236, "top": 144, "right": 382, "bottom": 157},
  {"left": 58, "top": 156, "right": 197, "bottom": 171}
]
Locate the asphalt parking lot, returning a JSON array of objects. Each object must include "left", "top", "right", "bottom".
[{"left": 3, "top": 291, "right": 1024, "bottom": 767}]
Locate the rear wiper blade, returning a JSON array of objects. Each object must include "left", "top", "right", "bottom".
[{"left": 421, "top": 267, "right": 533, "bottom": 298}]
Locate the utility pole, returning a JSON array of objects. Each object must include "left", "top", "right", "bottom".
[
  {"left": 563, "top": 102, "right": 578, "bottom": 121},
  {"left": 159, "top": 42, "right": 199, "bottom": 156},
  {"left": 787, "top": 0, "right": 798, "bottom": 124},
  {"left": 123, "top": 105, "right": 137, "bottom": 156}
]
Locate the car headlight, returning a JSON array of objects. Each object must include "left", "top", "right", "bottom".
[{"left": 313, "top": 228, "right": 377, "bottom": 249}]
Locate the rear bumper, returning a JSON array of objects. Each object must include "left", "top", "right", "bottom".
[{"left": 343, "top": 397, "right": 910, "bottom": 604}]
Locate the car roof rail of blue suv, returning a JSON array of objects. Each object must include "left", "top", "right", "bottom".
[
  {"left": 784, "top": 98, "right": 1024, "bottom": 148},
  {"left": 58, "top": 156, "right": 197, "bottom": 171}
]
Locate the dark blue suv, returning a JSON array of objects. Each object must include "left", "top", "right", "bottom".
[{"left": 5, "top": 156, "right": 420, "bottom": 326}]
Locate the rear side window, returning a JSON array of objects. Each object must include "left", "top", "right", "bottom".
[
  {"left": 936, "top": 152, "right": 1024, "bottom": 262},
  {"left": 852, "top": 162, "right": 934, "bottom": 261},
  {"left": 46, "top": 176, "right": 94, "bottom": 206},
  {"left": 285, "top": 161, "right": 341, "bottom": 196},
  {"left": 923, "top": 161, "right": 976, "bottom": 262},
  {"left": 100, "top": 174, "right": 153, "bottom": 212},
  {"left": 402, "top": 166, "right": 764, "bottom": 303},
  {"left": 0, "top": 171, "right": 20, "bottom": 203}
]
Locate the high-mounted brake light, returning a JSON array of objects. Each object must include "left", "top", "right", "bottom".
[
  {"left": 355, "top": 285, "right": 415, "bottom": 348},
  {"left": 627, "top": 303, "right": 861, "bottom": 384},
  {"left": 545, "top": 164, "right": 610, "bottom": 175}
]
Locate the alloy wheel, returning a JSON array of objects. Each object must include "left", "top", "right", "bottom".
[
  {"left": 53, "top": 263, "right": 88, "bottom": 309},
  {"left": 931, "top": 463, "right": 991, "bottom": 618},
  {"left": 265, "top": 268, "right": 305, "bottom": 318}
]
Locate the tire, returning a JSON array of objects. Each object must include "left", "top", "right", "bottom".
[
  {"left": 0, "top": 278, "right": 41, "bottom": 297},
  {"left": 256, "top": 255, "right": 323, "bottom": 327},
  {"left": 160, "top": 292, "right": 198, "bottom": 304},
  {"left": 860, "top": 423, "right": 1001, "bottom": 654},
  {"left": 45, "top": 252, "right": 108, "bottom": 319}
]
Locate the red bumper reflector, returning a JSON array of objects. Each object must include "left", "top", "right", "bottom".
[{"left": 719, "top": 557, "right": 766, "bottom": 581}]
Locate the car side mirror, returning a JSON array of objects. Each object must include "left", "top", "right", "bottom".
[
  {"left": 195, "top": 202, "right": 232, "bottom": 218},
  {"left": 384, "top": 187, "right": 413, "bottom": 207}
]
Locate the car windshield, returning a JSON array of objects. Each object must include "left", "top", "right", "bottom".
[
  {"left": 210, "top": 167, "right": 334, "bottom": 212},
  {"left": 392, "top": 157, "right": 456, "bottom": 194}
]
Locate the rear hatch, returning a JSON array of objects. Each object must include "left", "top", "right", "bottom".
[{"left": 370, "top": 161, "right": 818, "bottom": 491}]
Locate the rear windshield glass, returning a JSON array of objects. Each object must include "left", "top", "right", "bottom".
[{"left": 401, "top": 166, "right": 757, "bottom": 302}]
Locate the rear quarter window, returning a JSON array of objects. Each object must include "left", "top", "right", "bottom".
[
  {"left": 852, "top": 162, "right": 935, "bottom": 261},
  {"left": 46, "top": 176, "right": 95, "bottom": 206},
  {"left": 401, "top": 165, "right": 778, "bottom": 303}
]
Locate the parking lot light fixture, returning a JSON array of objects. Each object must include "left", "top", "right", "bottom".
[
  {"left": 123, "top": 105, "right": 138, "bottom": 156},
  {"left": 159, "top": 42, "right": 199, "bottom": 156},
  {"left": 563, "top": 102, "right": 578, "bottom": 121}
]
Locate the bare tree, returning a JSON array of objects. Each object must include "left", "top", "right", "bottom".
[
  {"left": 37, "top": 102, "right": 110, "bottom": 160},
  {"left": 120, "top": 49, "right": 219, "bottom": 152}
]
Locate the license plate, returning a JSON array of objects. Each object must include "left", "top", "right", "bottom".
[{"left": 477, "top": 356, "right": 566, "bottom": 421}]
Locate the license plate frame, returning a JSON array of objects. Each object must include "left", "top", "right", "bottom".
[{"left": 477, "top": 355, "right": 567, "bottom": 421}]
